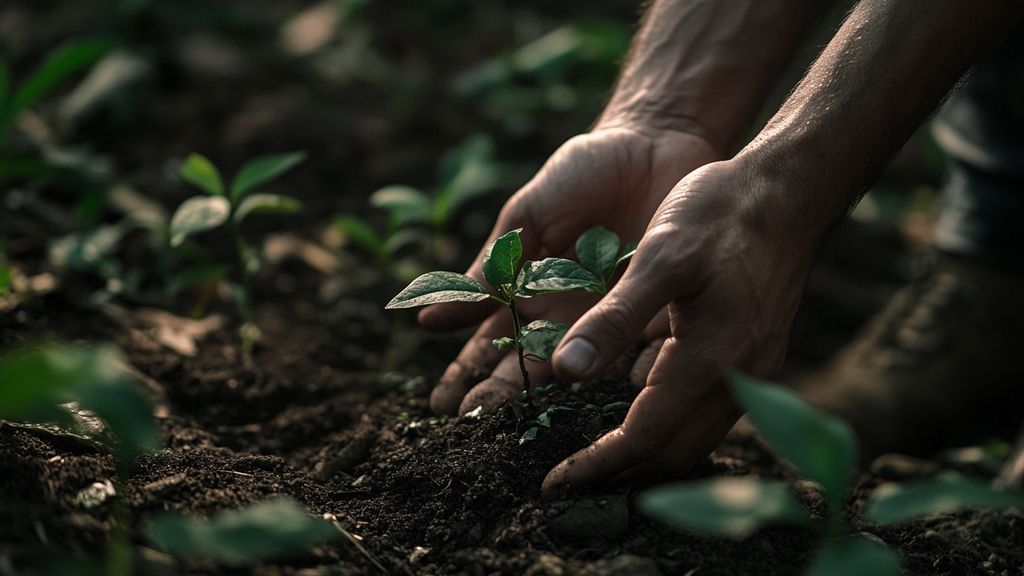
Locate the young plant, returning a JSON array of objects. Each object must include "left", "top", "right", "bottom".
[
  {"left": 335, "top": 134, "right": 499, "bottom": 268},
  {"left": 386, "top": 226, "right": 635, "bottom": 387},
  {"left": 169, "top": 151, "right": 305, "bottom": 353},
  {"left": 640, "top": 372, "right": 1024, "bottom": 575}
]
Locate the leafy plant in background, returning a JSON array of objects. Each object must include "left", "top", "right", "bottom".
[
  {"left": 0, "top": 344, "right": 159, "bottom": 576},
  {"left": 386, "top": 226, "right": 635, "bottom": 388},
  {"left": 335, "top": 134, "right": 499, "bottom": 269},
  {"left": 169, "top": 151, "right": 305, "bottom": 355},
  {"left": 641, "top": 372, "right": 1024, "bottom": 576}
]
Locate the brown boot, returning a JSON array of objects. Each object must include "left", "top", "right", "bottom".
[{"left": 798, "top": 251, "right": 1024, "bottom": 463}]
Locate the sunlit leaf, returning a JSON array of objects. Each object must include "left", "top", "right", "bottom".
[
  {"left": 575, "top": 226, "right": 620, "bottom": 282},
  {"left": 805, "top": 536, "right": 901, "bottom": 576},
  {"left": 230, "top": 151, "right": 307, "bottom": 202},
  {"left": 386, "top": 271, "right": 489, "bottom": 309},
  {"left": 866, "top": 475, "right": 1024, "bottom": 525},
  {"left": 522, "top": 257, "right": 601, "bottom": 295},
  {"left": 147, "top": 498, "right": 336, "bottom": 564},
  {"left": 370, "top": 185, "right": 432, "bottom": 229},
  {"left": 232, "top": 193, "right": 301, "bottom": 224},
  {"left": 728, "top": 371, "right": 857, "bottom": 511},
  {"left": 169, "top": 196, "right": 230, "bottom": 247},
  {"left": 641, "top": 478, "right": 809, "bottom": 539},
  {"left": 518, "top": 319, "right": 568, "bottom": 361},
  {"left": 179, "top": 153, "right": 224, "bottom": 196},
  {"left": 481, "top": 229, "right": 522, "bottom": 290}
]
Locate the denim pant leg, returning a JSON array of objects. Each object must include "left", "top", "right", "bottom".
[{"left": 932, "top": 19, "right": 1024, "bottom": 269}]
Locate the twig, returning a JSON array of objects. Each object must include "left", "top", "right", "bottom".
[{"left": 326, "top": 515, "right": 389, "bottom": 574}]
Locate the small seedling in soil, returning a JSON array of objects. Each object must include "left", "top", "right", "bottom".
[
  {"left": 641, "top": 372, "right": 1024, "bottom": 575},
  {"left": 386, "top": 226, "right": 636, "bottom": 388},
  {"left": 169, "top": 151, "right": 305, "bottom": 356},
  {"left": 335, "top": 135, "right": 499, "bottom": 270}
]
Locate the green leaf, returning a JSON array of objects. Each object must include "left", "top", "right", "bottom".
[
  {"left": 805, "top": 536, "right": 901, "bottom": 576},
  {"left": 865, "top": 475, "right": 1024, "bottom": 525},
  {"left": 230, "top": 151, "right": 307, "bottom": 203},
  {"left": 370, "top": 185, "right": 432, "bottom": 229},
  {"left": 519, "top": 319, "right": 568, "bottom": 361},
  {"left": 334, "top": 216, "right": 386, "bottom": 261},
  {"left": 386, "top": 271, "right": 490, "bottom": 309},
  {"left": 0, "top": 345, "right": 158, "bottom": 461},
  {"left": 492, "top": 336, "right": 514, "bottom": 351},
  {"left": 728, "top": 371, "right": 857, "bottom": 511},
  {"left": 575, "top": 226, "right": 620, "bottom": 281},
  {"left": 615, "top": 241, "right": 637, "bottom": 271},
  {"left": 0, "top": 60, "right": 9, "bottom": 109},
  {"left": 180, "top": 153, "right": 224, "bottom": 196},
  {"left": 0, "top": 266, "right": 11, "bottom": 295},
  {"left": 521, "top": 257, "right": 601, "bottom": 295},
  {"left": 3, "top": 38, "right": 112, "bottom": 132},
  {"left": 434, "top": 135, "right": 498, "bottom": 226},
  {"left": 519, "top": 426, "right": 539, "bottom": 445},
  {"left": 232, "top": 193, "right": 301, "bottom": 224},
  {"left": 147, "top": 498, "right": 335, "bottom": 564},
  {"left": 640, "top": 478, "right": 809, "bottom": 539},
  {"left": 169, "top": 196, "right": 230, "bottom": 247},
  {"left": 481, "top": 229, "right": 522, "bottom": 290}
]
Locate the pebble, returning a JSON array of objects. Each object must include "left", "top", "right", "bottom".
[{"left": 525, "top": 553, "right": 567, "bottom": 576}]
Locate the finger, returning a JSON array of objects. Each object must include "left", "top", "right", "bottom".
[
  {"left": 551, "top": 265, "right": 672, "bottom": 381},
  {"left": 418, "top": 202, "right": 543, "bottom": 333},
  {"left": 629, "top": 337, "right": 666, "bottom": 388},
  {"left": 458, "top": 353, "right": 554, "bottom": 415},
  {"left": 642, "top": 307, "right": 670, "bottom": 341},
  {"left": 430, "top": 312, "right": 512, "bottom": 415}
]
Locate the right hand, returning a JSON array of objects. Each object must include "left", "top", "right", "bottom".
[{"left": 417, "top": 124, "right": 721, "bottom": 415}]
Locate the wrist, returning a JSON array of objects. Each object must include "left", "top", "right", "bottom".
[{"left": 594, "top": 103, "right": 729, "bottom": 160}]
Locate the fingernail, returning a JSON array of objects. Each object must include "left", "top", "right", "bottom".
[{"left": 558, "top": 337, "right": 597, "bottom": 377}]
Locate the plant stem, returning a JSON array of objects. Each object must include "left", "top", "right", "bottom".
[
  {"left": 507, "top": 297, "right": 530, "bottom": 389},
  {"left": 229, "top": 221, "right": 253, "bottom": 321}
]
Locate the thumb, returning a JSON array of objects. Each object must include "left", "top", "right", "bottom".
[{"left": 552, "top": 267, "right": 671, "bottom": 381}]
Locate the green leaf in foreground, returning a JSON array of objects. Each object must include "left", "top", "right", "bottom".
[
  {"left": 575, "top": 226, "right": 620, "bottom": 281},
  {"left": 805, "top": 536, "right": 901, "bottom": 576},
  {"left": 169, "top": 196, "right": 230, "bottom": 247},
  {"left": 519, "top": 319, "right": 568, "bottom": 361},
  {"left": 179, "top": 153, "right": 224, "bottom": 196},
  {"left": 865, "top": 475, "right": 1024, "bottom": 525},
  {"left": 230, "top": 151, "right": 307, "bottom": 202},
  {"left": 385, "top": 271, "right": 490, "bottom": 309},
  {"left": 481, "top": 229, "right": 523, "bottom": 290},
  {"left": 728, "top": 371, "right": 857, "bottom": 510},
  {"left": 640, "top": 478, "right": 808, "bottom": 539},
  {"left": 232, "top": 193, "right": 302, "bottom": 224},
  {"left": 147, "top": 498, "right": 335, "bottom": 564},
  {"left": 521, "top": 257, "right": 601, "bottom": 295}
]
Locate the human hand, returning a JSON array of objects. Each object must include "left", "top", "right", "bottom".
[
  {"left": 418, "top": 125, "right": 720, "bottom": 415},
  {"left": 541, "top": 156, "right": 824, "bottom": 493}
]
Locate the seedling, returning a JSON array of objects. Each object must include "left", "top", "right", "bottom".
[
  {"left": 386, "top": 226, "right": 636, "bottom": 388},
  {"left": 335, "top": 135, "right": 499, "bottom": 268},
  {"left": 169, "top": 151, "right": 305, "bottom": 354},
  {"left": 641, "top": 372, "right": 1024, "bottom": 575}
]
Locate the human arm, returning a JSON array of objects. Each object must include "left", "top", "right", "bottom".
[{"left": 544, "top": 0, "right": 1024, "bottom": 491}]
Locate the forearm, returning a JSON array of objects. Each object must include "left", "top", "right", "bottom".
[
  {"left": 598, "top": 0, "right": 824, "bottom": 154},
  {"left": 743, "top": 0, "right": 1023, "bottom": 236}
]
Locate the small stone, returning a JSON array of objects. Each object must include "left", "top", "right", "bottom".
[
  {"left": 317, "top": 430, "right": 375, "bottom": 480},
  {"left": 409, "top": 546, "right": 430, "bottom": 563},
  {"left": 73, "top": 480, "right": 115, "bottom": 508},
  {"left": 548, "top": 496, "right": 629, "bottom": 544},
  {"left": 587, "top": 554, "right": 661, "bottom": 576},
  {"left": 525, "top": 553, "right": 566, "bottom": 576}
]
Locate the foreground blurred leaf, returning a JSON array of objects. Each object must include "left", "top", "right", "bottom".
[
  {"left": 179, "top": 153, "right": 224, "bottom": 196},
  {"left": 641, "top": 478, "right": 808, "bottom": 539},
  {"left": 728, "top": 371, "right": 857, "bottom": 510},
  {"left": 805, "top": 536, "right": 901, "bottom": 576},
  {"left": 148, "top": 498, "right": 335, "bottom": 564},
  {"left": 866, "top": 475, "right": 1024, "bottom": 524},
  {"left": 170, "top": 196, "right": 230, "bottom": 247},
  {"left": 386, "top": 271, "right": 489, "bottom": 309},
  {"left": 230, "top": 151, "right": 306, "bottom": 203}
]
